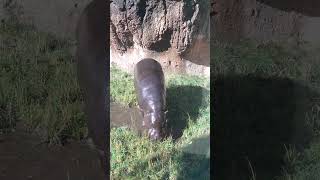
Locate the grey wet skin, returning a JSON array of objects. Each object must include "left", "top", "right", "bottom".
[
  {"left": 134, "top": 58, "right": 167, "bottom": 140},
  {"left": 75, "top": 0, "right": 108, "bottom": 175}
]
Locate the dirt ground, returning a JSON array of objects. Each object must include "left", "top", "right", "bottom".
[
  {"left": 0, "top": 103, "right": 139, "bottom": 180},
  {"left": 0, "top": 124, "right": 105, "bottom": 180}
]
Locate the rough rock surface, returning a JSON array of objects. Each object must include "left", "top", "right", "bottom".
[
  {"left": 0, "top": 0, "right": 92, "bottom": 39},
  {"left": 3, "top": 0, "right": 320, "bottom": 76},
  {"left": 212, "top": 0, "right": 320, "bottom": 47},
  {"left": 212, "top": 0, "right": 300, "bottom": 42},
  {"left": 110, "top": 0, "right": 210, "bottom": 77}
]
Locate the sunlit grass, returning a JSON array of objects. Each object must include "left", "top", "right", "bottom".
[{"left": 110, "top": 66, "right": 210, "bottom": 179}]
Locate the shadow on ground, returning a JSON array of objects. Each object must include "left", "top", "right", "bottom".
[
  {"left": 213, "top": 74, "right": 319, "bottom": 180},
  {"left": 176, "top": 135, "right": 210, "bottom": 180},
  {"left": 166, "top": 85, "right": 209, "bottom": 140}
]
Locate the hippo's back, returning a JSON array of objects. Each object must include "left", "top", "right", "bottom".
[{"left": 134, "top": 59, "right": 166, "bottom": 112}]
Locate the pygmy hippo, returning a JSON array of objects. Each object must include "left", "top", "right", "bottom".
[{"left": 134, "top": 58, "right": 167, "bottom": 140}]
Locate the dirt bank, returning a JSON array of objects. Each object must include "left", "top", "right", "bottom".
[{"left": 0, "top": 123, "right": 105, "bottom": 180}]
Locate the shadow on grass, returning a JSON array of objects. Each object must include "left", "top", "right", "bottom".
[
  {"left": 166, "top": 86, "right": 209, "bottom": 140},
  {"left": 213, "top": 74, "right": 319, "bottom": 180},
  {"left": 176, "top": 135, "right": 210, "bottom": 180}
]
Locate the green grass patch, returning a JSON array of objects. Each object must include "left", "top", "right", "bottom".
[
  {"left": 110, "top": 67, "right": 210, "bottom": 179},
  {"left": 110, "top": 66, "right": 137, "bottom": 106},
  {"left": 212, "top": 40, "right": 320, "bottom": 83},
  {"left": 0, "top": 19, "right": 86, "bottom": 144}
]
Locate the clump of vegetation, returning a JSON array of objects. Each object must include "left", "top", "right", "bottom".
[
  {"left": 212, "top": 39, "right": 320, "bottom": 83},
  {"left": 110, "top": 66, "right": 136, "bottom": 106},
  {"left": 0, "top": 19, "right": 86, "bottom": 144}
]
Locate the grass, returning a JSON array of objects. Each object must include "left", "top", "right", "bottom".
[
  {"left": 110, "top": 65, "right": 210, "bottom": 179},
  {"left": 2, "top": 13, "right": 320, "bottom": 180},
  {"left": 0, "top": 19, "right": 87, "bottom": 144},
  {"left": 212, "top": 39, "right": 320, "bottom": 83},
  {"left": 110, "top": 66, "right": 136, "bottom": 106},
  {"left": 212, "top": 39, "right": 320, "bottom": 180},
  {"left": 4, "top": 8, "right": 319, "bottom": 180},
  {"left": 0, "top": 19, "right": 210, "bottom": 179}
]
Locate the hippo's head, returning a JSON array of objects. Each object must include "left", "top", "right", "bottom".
[{"left": 142, "top": 110, "right": 167, "bottom": 140}]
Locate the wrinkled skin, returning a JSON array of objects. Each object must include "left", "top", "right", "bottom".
[
  {"left": 75, "top": 0, "right": 108, "bottom": 176},
  {"left": 134, "top": 58, "right": 167, "bottom": 140}
]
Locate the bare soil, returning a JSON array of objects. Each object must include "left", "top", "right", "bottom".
[{"left": 0, "top": 124, "right": 105, "bottom": 180}]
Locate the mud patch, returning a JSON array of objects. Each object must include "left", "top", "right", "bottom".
[{"left": 110, "top": 102, "right": 143, "bottom": 133}]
